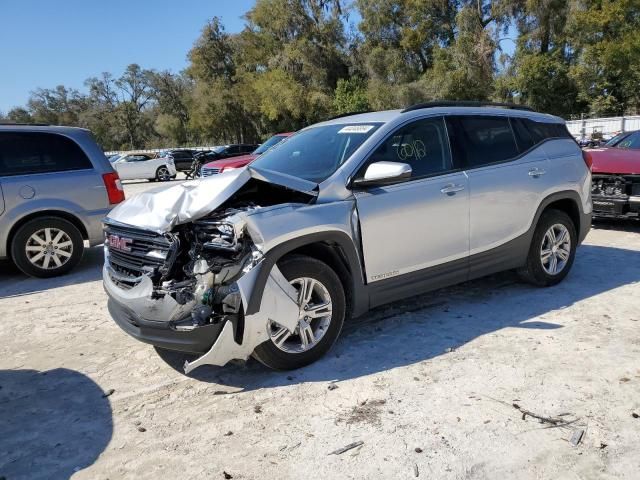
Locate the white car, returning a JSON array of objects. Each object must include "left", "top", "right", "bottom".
[{"left": 110, "top": 153, "right": 176, "bottom": 182}]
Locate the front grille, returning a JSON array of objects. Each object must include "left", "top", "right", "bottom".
[
  {"left": 201, "top": 167, "right": 221, "bottom": 177},
  {"left": 104, "top": 223, "right": 175, "bottom": 287}
]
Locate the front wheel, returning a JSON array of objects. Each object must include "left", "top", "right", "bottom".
[
  {"left": 518, "top": 209, "right": 577, "bottom": 287},
  {"left": 252, "top": 255, "right": 346, "bottom": 370}
]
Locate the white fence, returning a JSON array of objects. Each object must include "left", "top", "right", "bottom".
[{"left": 566, "top": 115, "right": 640, "bottom": 138}]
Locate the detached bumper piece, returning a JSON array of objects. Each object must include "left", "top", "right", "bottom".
[{"left": 592, "top": 174, "right": 640, "bottom": 219}]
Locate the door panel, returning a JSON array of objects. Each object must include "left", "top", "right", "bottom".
[
  {"left": 356, "top": 172, "right": 469, "bottom": 282},
  {"left": 115, "top": 160, "right": 135, "bottom": 180},
  {"left": 467, "top": 149, "right": 551, "bottom": 254}
]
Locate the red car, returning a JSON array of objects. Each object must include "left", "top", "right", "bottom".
[
  {"left": 200, "top": 133, "right": 294, "bottom": 177},
  {"left": 589, "top": 130, "right": 640, "bottom": 218}
]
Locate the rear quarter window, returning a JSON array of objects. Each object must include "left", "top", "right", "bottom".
[{"left": 0, "top": 131, "right": 92, "bottom": 177}]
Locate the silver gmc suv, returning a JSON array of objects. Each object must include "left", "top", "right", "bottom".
[
  {"left": 103, "top": 102, "right": 592, "bottom": 372},
  {"left": 1, "top": 125, "right": 124, "bottom": 277}
]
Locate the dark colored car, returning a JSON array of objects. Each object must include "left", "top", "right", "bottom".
[
  {"left": 588, "top": 130, "right": 640, "bottom": 218},
  {"left": 201, "top": 134, "right": 293, "bottom": 177},
  {"left": 197, "top": 144, "right": 258, "bottom": 166}
]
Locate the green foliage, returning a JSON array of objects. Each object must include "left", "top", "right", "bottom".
[
  {"left": 4, "top": 0, "right": 640, "bottom": 149},
  {"left": 333, "top": 77, "right": 370, "bottom": 113}
]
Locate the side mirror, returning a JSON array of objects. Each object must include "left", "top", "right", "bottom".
[{"left": 352, "top": 161, "right": 412, "bottom": 187}]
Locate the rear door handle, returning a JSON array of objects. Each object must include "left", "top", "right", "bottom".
[
  {"left": 528, "top": 168, "right": 546, "bottom": 177},
  {"left": 440, "top": 183, "right": 465, "bottom": 195}
]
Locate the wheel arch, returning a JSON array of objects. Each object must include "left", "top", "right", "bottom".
[
  {"left": 244, "top": 232, "right": 369, "bottom": 319},
  {"left": 7, "top": 210, "right": 89, "bottom": 255},
  {"left": 534, "top": 191, "right": 590, "bottom": 244}
]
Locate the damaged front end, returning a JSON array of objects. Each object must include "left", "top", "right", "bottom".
[
  {"left": 591, "top": 174, "right": 640, "bottom": 218},
  {"left": 103, "top": 170, "right": 316, "bottom": 372}
]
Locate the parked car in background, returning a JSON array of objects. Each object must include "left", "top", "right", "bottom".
[
  {"left": 588, "top": 130, "right": 640, "bottom": 218},
  {"left": 103, "top": 102, "right": 590, "bottom": 372},
  {"left": 158, "top": 149, "right": 199, "bottom": 171},
  {"left": 201, "top": 133, "right": 294, "bottom": 176},
  {"left": 0, "top": 125, "right": 124, "bottom": 277},
  {"left": 196, "top": 144, "right": 259, "bottom": 172},
  {"left": 110, "top": 152, "right": 176, "bottom": 182}
]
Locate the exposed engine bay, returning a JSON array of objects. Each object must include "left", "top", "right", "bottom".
[
  {"left": 103, "top": 173, "right": 320, "bottom": 372},
  {"left": 591, "top": 174, "right": 640, "bottom": 218}
]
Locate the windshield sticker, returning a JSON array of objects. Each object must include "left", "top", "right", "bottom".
[{"left": 338, "top": 125, "right": 375, "bottom": 134}]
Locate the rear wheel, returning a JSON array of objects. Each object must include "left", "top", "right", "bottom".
[
  {"left": 11, "top": 216, "right": 84, "bottom": 278},
  {"left": 252, "top": 255, "right": 345, "bottom": 370},
  {"left": 518, "top": 209, "right": 577, "bottom": 287},
  {"left": 155, "top": 166, "right": 172, "bottom": 182}
]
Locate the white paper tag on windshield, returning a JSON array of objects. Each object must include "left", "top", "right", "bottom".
[{"left": 338, "top": 125, "right": 375, "bottom": 134}]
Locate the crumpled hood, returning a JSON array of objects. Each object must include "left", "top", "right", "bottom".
[
  {"left": 589, "top": 147, "right": 640, "bottom": 174},
  {"left": 105, "top": 167, "right": 318, "bottom": 233},
  {"left": 106, "top": 169, "right": 252, "bottom": 233}
]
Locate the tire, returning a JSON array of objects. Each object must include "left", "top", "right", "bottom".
[
  {"left": 155, "top": 166, "right": 172, "bottom": 182},
  {"left": 518, "top": 209, "right": 577, "bottom": 287},
  {"left": 11, "top": 216, "right": 84, "bottom": 278},
  {"left": 252, "top": 255, "right": 346, "bottom": 370}
]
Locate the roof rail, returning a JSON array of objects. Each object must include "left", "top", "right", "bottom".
[
  {"left": 326, "top": 110, "right": 371, "bottom": 121},
  {"left": 401, "top": 101, "right": 534, "bottom": 113}
]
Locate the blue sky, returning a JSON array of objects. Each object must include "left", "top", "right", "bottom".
[{"left": 0, "top": 0, "right": 256, "bottom": 112}]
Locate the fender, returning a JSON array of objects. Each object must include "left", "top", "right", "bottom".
[{"left": 244, "top": 231, "right": 369, "bottom": 318}]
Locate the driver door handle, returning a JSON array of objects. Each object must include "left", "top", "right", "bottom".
[{"left": 440, "top": 183, "right": 465, "bottom": 195}]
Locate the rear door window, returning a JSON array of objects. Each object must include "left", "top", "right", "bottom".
[
  {"left": 446, "top": 116, "right": 519, "bottom": 168},
  {"left": 0, "top": 131, "right": 92, "bottom": 177}
]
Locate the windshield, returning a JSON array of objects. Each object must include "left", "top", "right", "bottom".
[
  {"left": 250, "top": 123, "right": 381, "bottom": 183},
  {"left": 211, "top": 146, "right": 225, "bottom": 153},
  {"left": 253, "top": 134, "right": 288, "bottom": 155}
]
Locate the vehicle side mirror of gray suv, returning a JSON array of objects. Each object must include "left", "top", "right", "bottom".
[{"left": 352, "top": 161, "right": 412, "bottom": 187}]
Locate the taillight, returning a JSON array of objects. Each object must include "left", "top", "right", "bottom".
[
  {"left": 582, "top": 150, "right": 593, "bottom": 171},
  {"left": 102, "top": 172, "right": 125, "bottom": 204}
]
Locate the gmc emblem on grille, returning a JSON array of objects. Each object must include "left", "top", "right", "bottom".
[{"left": 107, "top": 234, "right": 132, "bottom": 252}]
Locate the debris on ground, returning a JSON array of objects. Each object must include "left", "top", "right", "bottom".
[
  {"left": 137, "top": 426, "right": 146, "bottom": 433},
  {"left": 511, "top": 403, "right": 575, "bottom": 426},
  {"left": 254, "top": 405, "right": 262, "bottom": 413},
  {"left": 223, "top": 471, "right": 233, "bottom": 479},
  {"left": 599, "top": 443, "right": 608, "bottom": 449},
  {"left": 570, "top": 429, "right": 585, "bottom": 446},
  {"left": 444, "top": 347, "right": 456, "bottom": 353},
  {"left": 101, "top": 388, "right": 115, "bottom": 398},
  {"left": 414, "top": 464, "right": 419, "bottom": 477},
  {"left": 224, "top": 431, "right": 233, "bottom": 436},
  {"left": 414, "top": 447, "right": 423, "bottom": 453},
  {"left": 632, "top": 412, "right": 639, "bottom": 419},
  {"left": 328, "top": 441, "right": 364, "bottom": 455},
  {"left": 328, "top": 383, "right": 338, "bottom": 391}
]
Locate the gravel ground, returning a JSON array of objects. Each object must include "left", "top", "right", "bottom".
[{"left": 1, "top": 181, "right": 639, "bottom": 479}]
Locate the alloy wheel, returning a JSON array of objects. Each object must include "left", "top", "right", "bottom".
[
  {"left": 157, "top": 167, "right": 171, "bottom": 181},
  {"left": 25, "top": 228, "right": 74, "bottom": 270},
  {"left": 268, "top": 277, "right": 333, "bottom": 353},
  {"left": 540, "top": 223, "right": 571, "bottom": 275}
]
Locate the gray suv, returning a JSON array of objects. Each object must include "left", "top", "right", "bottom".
[
  {"left": 103, "top": 102, "right": 592, "bottom": 372},
  {"left": 0, "top": 125, "right": 124, "bottom": 277}
]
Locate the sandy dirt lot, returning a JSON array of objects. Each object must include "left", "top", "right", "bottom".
[{"left": 1, "top": 180, "right": 639, "bottom": 479}]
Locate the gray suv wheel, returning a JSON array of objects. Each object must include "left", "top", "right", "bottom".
[{"left": 11, "top": 217, "right": 84, "bottom": 278}]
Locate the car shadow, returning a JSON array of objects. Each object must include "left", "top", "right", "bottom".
[
  {"left": 164, "top": 244, "right": 640, "bottom": 390},
  {"left": 0, "top": 246, "right": 104, "bottom": 299},
  {"left": 0, "top": 368, "right": 113, "bottom": 480}
]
